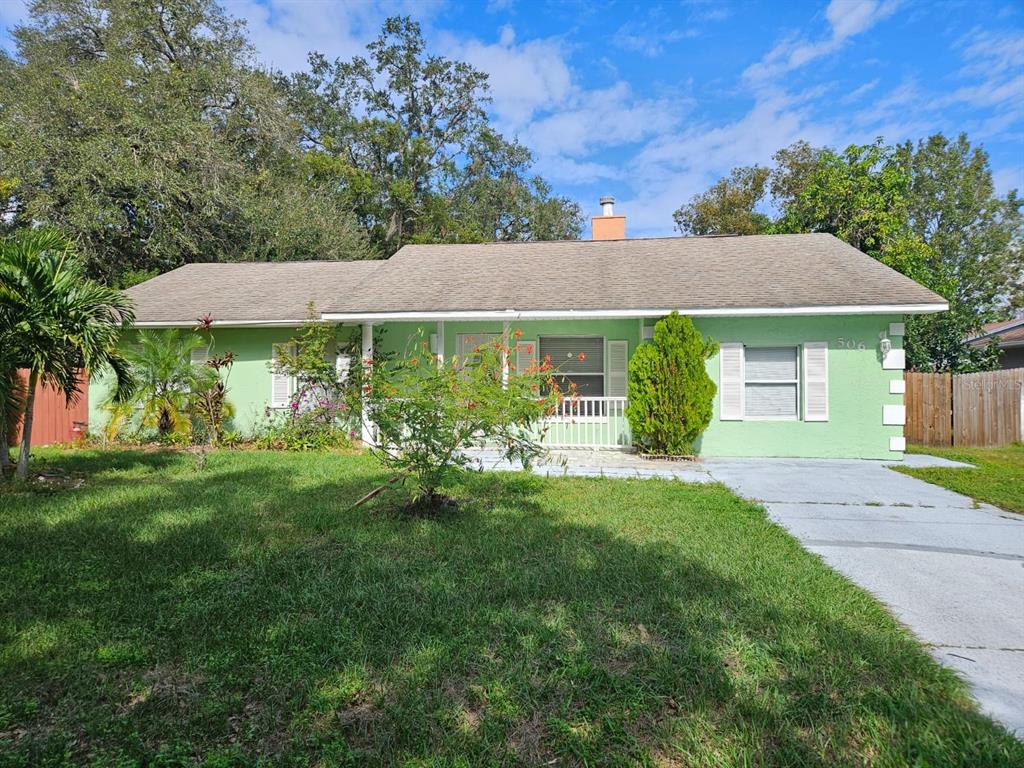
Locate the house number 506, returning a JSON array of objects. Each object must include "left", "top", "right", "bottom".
[{"left": 836, "top": 338, "right": 866, "bottom": 350}]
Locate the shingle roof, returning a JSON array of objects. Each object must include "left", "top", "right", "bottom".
[
  {"left": 322, "top": 233, "right": 946, "bottom": 316},
  {"left": 127, "top": 234, "right": 948, "bottom": 325},
  {"left": 127, "top": 261, "right": 382, "bottom": 325},
  {"left": 969, "top": 318, "right": 1024, "bottom": 347}
]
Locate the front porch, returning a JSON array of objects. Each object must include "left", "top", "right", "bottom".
[{"left": 359, "top": 316, "right": 648, "bottom": 449}]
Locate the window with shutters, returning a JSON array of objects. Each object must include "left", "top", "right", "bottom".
[
  {"left": 538, "top": 336, "right": 605, "bottom": 397},
  {"left": 270, "top": 343, "right": 296, "bottom": 408},
  {"left": 743, "top": 347, "right": 799, "bottom": 419},
  {"left": 456, "top": 333, "right": 499, "bottom": 369}
]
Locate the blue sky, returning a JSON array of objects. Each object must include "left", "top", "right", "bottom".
[{"left": 1, "top": 0, "right": 1021, "bottom": 236}]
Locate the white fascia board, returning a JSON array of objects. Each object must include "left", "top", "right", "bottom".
[
  {"left": 134, "top": 319, "right": 314, "bottom": 328},
  {"left": 319, "top": 303, "right": 949, "bottom": 323}
]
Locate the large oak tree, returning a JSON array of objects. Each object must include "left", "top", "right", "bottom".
[{"left": 0, "top": 0, "right": 372, "bottom": 285}]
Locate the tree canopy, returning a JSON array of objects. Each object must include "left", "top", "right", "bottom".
[
  {"left": 281, "top": 17, "right": 582, "bottom": 255},
  {"left": 0, "top": 3, "right": 579, "bottom": 282},
  {"left": 673, "top": 134, "right": 1023, "bottom": 372}
]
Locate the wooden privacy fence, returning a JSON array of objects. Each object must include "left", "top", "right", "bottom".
[
  {"left": 905, "top": 369, "right": 1024, "bottom": 447},
  {"left": 7, "top": 371, "right": 89, "bottom": 448}
]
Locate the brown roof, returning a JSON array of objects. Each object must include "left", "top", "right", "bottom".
[
  {"left": 127, "top": 261, "right": 382, "bottom": 325},
  {"left": 323, "top": 233, "right": 946, "bottom": 316},
  {"left": 969, "top": 318, "right": 1024, "bottom": 347}
]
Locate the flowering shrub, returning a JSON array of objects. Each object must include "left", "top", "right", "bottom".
[
  {"left": 252, "top": 408, "right": 355, "bottom": 451},
  {"left": 350, "top": 329, "right": 565, "bottom": 508},
  {"left": 261, "top": 304, "right": 359, "bottom": 451},
  {"left": 626, "top": 312, "right": 717, "bottom": 456}
]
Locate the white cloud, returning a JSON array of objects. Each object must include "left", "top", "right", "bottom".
[
  {"left": 224, "top": 0, "right": 444, "bottom": 73},
  {"left": 443, "top": 27, "right": 690, "bottom": 186},
  {"left": 613, "top": 22, "right": 697, "bottom": 57},
  {"left": 444, "top": 27, "right": 573, "bottom": 130},
  {"left": 744, "top": 0, "right": 900, "bottom": 85},
  {"left": 841, "top": 77, "right": 880, "bottom": 103}
]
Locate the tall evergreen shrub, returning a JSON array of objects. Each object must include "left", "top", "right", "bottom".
[{"left": 626, "top": 312, "right": 717, "bottom": 455}]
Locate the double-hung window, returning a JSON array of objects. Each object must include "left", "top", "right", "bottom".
[
  {"left": 743, "top": 347, "right": 799, "bottom": 419},
  {"left": 538, "top": 336, "right": 605, "bottom": 397}
]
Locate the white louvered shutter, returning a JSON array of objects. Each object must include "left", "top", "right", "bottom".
[
  {"left": 719, "top": 343, "right": 744, "bottom": 420},
  {"left": 271, "top": 344, "right": 293, "bottom": 407},
  {"left": 190, "top": 346, "right": 208, "bottom": 366},
  {"left": 515, "top": 340, "right": 538, "bottom": 374},
  {"left": 803, "top": 342, "right": 829, "bottom": 421},
  {"left": 607, "top": 341, "right": 628, "bottom": 397},
  {"left": 335, "top": 354, "right": 352, "bottom": 383}
]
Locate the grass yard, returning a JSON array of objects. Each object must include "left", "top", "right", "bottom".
[
  {"left": 896, "top": 443, "right": 1024, "bottom": 514},
  {"left": 1, "top": 449, "right": 1020, "bottom": 766}
]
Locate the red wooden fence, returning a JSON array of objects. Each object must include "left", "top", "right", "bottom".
[{"left": 7, "top": 371, "right": 89, "bottom": 448}]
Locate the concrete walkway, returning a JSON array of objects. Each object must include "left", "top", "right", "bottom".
[{"left": 466, "top": 449, "right": 1024, "bottom": 736}]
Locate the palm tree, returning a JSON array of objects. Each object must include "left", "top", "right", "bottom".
[
  {"left": 0, "top": 368, "right": 25, "bottom": 477},
  {"left": 105, "top": 329, "right": 217, "bottom": 441},
  {"left": 0, "top": 229, "right": 134, "bottom": 480}
]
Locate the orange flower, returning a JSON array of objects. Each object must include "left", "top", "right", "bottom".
[
  {"left": 527, "top": 344, "right": 534, "bottom": 354},
  {"left": 513, "top": 328, "right": 523, "bottom": 339},
  {"left": 577, "top": 352, "right": 586, "bottom": 361}
]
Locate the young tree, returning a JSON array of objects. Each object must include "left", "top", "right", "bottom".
[
  {"left": 0, "top": 0, "right": 372, "bottom": 284},
  {"left": 283, "top": 16, "right": 582, "bottom": 254},
  {"left": 0, "top": 229, "right": 134, "bottom": 479},
  {"left": 626, "top": 313, "right": 717, "bottom": 456},
  {"left": 352, "top": 330, "right": 563, "bottom": 509}
]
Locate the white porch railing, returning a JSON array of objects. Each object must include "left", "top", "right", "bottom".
[{"left": 535, "top": 396, "right": 632, "bottom": 449}]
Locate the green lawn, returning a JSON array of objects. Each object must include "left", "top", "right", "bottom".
[
  {"left": 1, "top": 450, "right": 1020, "bottom": 766},
  {"left": 896, "top": 443, "right": 1024, "bottom": 514}
]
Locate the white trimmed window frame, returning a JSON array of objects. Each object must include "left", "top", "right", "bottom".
[
  {"left": 539, "top": 335, "right": 606, "bottom": 397},
  {"left": 538, "top": 335, "right": 613, "bottom": 422},
  {"left": 741, "top": 346, "right": 801, "bottom": 421}
]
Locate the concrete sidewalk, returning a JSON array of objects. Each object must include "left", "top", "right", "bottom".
[{"left": 466, "top": 449, "right": 1024, "bottom": 736}]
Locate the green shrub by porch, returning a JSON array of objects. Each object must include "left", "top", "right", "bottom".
[{"left": 626, "top": 312, "right": 717, "bottom": 455}]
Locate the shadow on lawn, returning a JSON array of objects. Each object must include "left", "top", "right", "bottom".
[{"left": 0, "top": 450, "right": 1019, "bottom": 766}]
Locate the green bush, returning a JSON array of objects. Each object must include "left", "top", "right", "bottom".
[{"left": 626, "top": 312, "right": 717, "bottom": 455}]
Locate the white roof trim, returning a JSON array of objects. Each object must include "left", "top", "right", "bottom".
[
  {"left": 320, "top": 303, "right": 948, "bottom": 323},
  {"left": 134, "top": 320, "right": 314, "bottom": 328}
]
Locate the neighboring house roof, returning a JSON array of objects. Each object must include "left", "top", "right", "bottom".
[
  {"left": 321, "top": 233, "right": 947, "bottom": 321},
  {"left": 127, "top": 261, "right": 382, "bottom": 326},
  {"left": 967, "top": 318, "right": 1024, "bottom": 348}
]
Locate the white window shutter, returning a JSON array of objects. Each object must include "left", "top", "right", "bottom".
[
  {"left": 335, "top": 354, "right": 352, "bottom": 383},
  {"left": 803, "top": 342, "right": 829, "bottom": 421},
  {"left": 719, "top": 343, "right": 744, "bottom": 420},
  {"left": 190, "top": 346, "right": 208, "bottom": 366},
  {"left": 271, "top": 344, "right": 294, "bottom": 407},
  {"left": 515, "top": 340, "right": 537, "bottom": 374},
  {"left": 607, "top": 340, "right": 628, "bottom": 397}
]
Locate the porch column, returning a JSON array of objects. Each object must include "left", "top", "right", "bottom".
[
  {"left": 436, "top": 320, "right": 445, "bottom": 368},
  {"left": 501, "top": 319, "right": 510, "bottom": 387},
  {"left": 361, "top": 322, "right": 374, "bottom": 447}
]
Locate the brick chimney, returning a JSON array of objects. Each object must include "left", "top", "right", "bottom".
[{"left": 591, "top": 195, "right": 626, "bottom": 240}]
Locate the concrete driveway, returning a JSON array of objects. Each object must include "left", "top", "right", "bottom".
[{"left": 703, "top": 455, "right": 1024, "bottom": 737}]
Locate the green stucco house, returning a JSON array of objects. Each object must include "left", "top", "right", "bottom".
[{"left": 89, "top": 203, "right": 948, "bottom": 459}]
